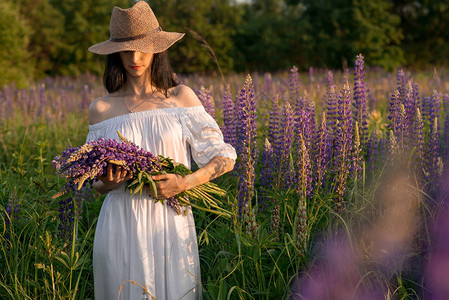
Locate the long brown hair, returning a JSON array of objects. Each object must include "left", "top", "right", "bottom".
[{"left": 103, "top": 51, "right": 178, "bottom": 96}]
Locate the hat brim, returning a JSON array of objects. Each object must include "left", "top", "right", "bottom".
[{"left": 88, "top": 31, "right": 184, "bottom": 55}]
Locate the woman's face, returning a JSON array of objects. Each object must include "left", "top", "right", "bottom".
[{"left": 119, "top": 51, "right": 154, "bottom": 77}]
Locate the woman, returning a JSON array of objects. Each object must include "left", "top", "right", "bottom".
[{"left": 87, "top": 2, "right": 236, "bottom": 299}]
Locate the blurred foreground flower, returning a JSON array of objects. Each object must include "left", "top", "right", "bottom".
[{"left": 293, "top": 159, "right": 421, "bottom": 299}]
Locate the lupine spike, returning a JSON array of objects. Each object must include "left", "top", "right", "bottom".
[
  {"left": 275, "top": 102, "right": 295, "bottom": 189},
  {"left": 326, "top": 72, "right": 338, "bottom": 136},
  {"left": 270, "top": 204, "right": 281, "bottom": 241},
  {"left": 424, "top": 117, "right": 440, "bottom": 188},
  {"left": 289, "top": 66, "right": 300, "bottom": 102},
  {"left": 334, "top": 82, "right": 353, "bottom": 211},
  {"left": 295, "top": 198, "right": 307, "bottom": 255},
  {"left": 366, "top": 127, "right": 379, "bottom": 173},
  {"left": 313, "top": 112, "right": 328, "bottom": 191},
  {"left": 397, "top": 69, "right": 407, "bottom": 103},
  {"left": 197, "top": 85, "right": 217, "bottom": 120},
  {"left": 259, "top": 138, "right": 274, "bottom": 209},
  {"left": 222, "top": 84, "right": 236, "bottom": 147},
  {"left": 353, "top": 54, "right": 368, "bottom": 146},
  {"left": 296, "top": 133, "right": 312, "bottom": 199},
  {"left": 388, "top": 130, "right": 398, "bottom": 162},
  {"left": 268, "top": 95, "right": 281, "bottom": 145},
  {"left": 235, "top": 74, "right": 257, "bottom": 216},
  {"left": 352, "top": 121, "right": 362, "bottom": 180},
  {"left": 388, "top": 90, "right": 400, "bottom": 134}
]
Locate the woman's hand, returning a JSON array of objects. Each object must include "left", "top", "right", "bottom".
[
  {"left": 148, "top": 174, "right": 186, "bottom": 199},
  {"left": 94, "top": 163, "right": 133, "bottom": 193}
]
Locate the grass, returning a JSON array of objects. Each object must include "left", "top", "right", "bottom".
[{"left": 1, "top": 68, "right": 448, "bottom": 299}]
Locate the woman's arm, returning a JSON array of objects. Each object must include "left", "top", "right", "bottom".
[{"left": 149, "top": 156, "right": 235, "bottom": 199}]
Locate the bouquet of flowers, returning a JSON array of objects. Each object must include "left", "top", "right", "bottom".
[{"left": 52, "top": 131, "right": 232, "bottom": 218}]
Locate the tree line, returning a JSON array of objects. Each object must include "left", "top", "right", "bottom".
[{"left": 1, "top": 0, "right": 448, "bottom": 87}]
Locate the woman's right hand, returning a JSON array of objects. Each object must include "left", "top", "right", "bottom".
[{"left": 93, "top": 163, "right": 133, "bottom": 193}]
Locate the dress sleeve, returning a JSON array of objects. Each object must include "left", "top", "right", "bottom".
[{"left": 181, "top": 107, "right": 237, "bottom": 168}]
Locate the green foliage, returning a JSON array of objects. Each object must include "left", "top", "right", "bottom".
[
  {"left": 352, "top": 0, "right": 404, "bottom": 70},
  {"left": 0, "top": 1, "right": 33, "bottom": 88},
  {"left": 234, "top": 0, "right": 309, "bottom": 72},
  {"left": 151, "top": 0, "right": 243, "bottom": 73},
  {"left": 49, "top": 0, "right": 133, "bottom": 76},
  {"left": 0, "top": 0, "right": 448, "bottom": 86},
  {"left": 393, "top": 0, "right": 449, "bottom": 68},
  {"left": 299, "top": 0, "right": 404, "bottom": 70}
]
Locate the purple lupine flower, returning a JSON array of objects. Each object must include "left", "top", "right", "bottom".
[
  {"left": 295, "top": 97, "right": 312, "bottom": 151},
  {"left": 275, "top": 102, "right": 295, "bottom": 189},
  {"left": 429, "top": 90, "right": 441, "bottom": 130},
  {"left": 295, "top": 198, "right": 308, "bottom": 255},
  {"left": 422, "top": 96, "right": 432, "bottom": 125},
  {"left": 404, "top": 81, "right": 417, "bottom": 135},
  {"left": 81, "top": 85, "right": 90, "bottom": 110},
  {"left": 443, "top": 94, "right": 449, "bottom": 159},
  {"left": 306, "top": 99, "right": 316, "bottom": 143},
  {"left": 352, "top": 122, "right": 363, "bottom": 180},
  {"left": 268, "top": 95, "right": 281, "bottom": 145},
  {"left": 443, "top": 93, "right": 449, "bottom": 113},
  {"left": 387, "top": 90, "right": 400, "bottom": 134},
  {"left": 312, "top": 112, "right": 328, "bottom": 191},
  {"left": 53, "top": 136, "right": 161, "bottom": 197},
  {"left": 235, "top": 75, "right": 257, "bottom": 215},
  {"left": 58, "top": 197, "right": 75, "bottom": 243},
  {"left": 353, "top": 54, "right": 368, "bottom": 145},
  {"left": 424, "top": 117, "right": 440, "bottom": 190},
  {"left": 54, "top": 134, "right": 224, "bottom": 216},
  {"left": 412, "top": 81, "right": 421, "bottom": 109},
  {"left": 296, "top": 133, "right": 312, "bottom": 199},
  {"left": 289, "top": 66, "right": 300, "bottom": 102},
  {"left": 270, "top": 204, "right": 280, "bottom": 241},
  {"left": 414, "top": 108, "right": 425, "bottom": 183},
  {"left": 259, "top": 138, "right": 274, "bottom": 209},
  {"left": 396, "top": 69, "right": 407, "bottom": 103},
  {"left": 73, "top": 183, "right": 95, "bottom": 221},
  {"left": 326, "top": 71, "right": 338, "bottom": 136},
  {"left": 334, "top": 82, "right": 353, "bottom": 211},
  {"left": 222, "top": 84, "right": 236, "bottom": 147},
  {"left": 387, "top": 130, "right": 399, "bottom": 164},
  {"left": 197, "top": 85, "right": 217, "bottom": 120},
  {"left": 395, "top": 104, "right": 408, "bottom": 153},
  {"left": 366, "top": 128, "right": 379, "bottom": 173}
]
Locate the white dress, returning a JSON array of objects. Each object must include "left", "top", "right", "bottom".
[{"left": 86, "top": 106, "right": 236, "bottom": 300}]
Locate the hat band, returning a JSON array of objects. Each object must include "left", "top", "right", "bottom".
[{"left": 109, "top": 26, "right": 162, "bottom": 42}]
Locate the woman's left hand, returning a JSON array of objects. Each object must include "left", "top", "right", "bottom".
[{"left": 148, "top": 174, "right": 186, "bottom": 199}]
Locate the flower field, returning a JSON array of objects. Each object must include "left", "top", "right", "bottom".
[{"left": 1, "top": 56, "right": 449, "bottom": 299}]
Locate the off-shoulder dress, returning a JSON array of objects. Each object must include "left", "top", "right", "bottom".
[{"left": 86, "top": 106, "right": 236, "bottom": 300}]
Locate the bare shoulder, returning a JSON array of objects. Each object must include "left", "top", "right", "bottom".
[
  {"left": 88, "top": 95, "right": 113, "bottom": 125},
  {"left": 169, "top": 85, "right": 202, "bottom": 107}
]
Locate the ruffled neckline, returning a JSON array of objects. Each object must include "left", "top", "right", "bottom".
[{"left": 89, "top": 105, "right": 205, "bottom": 130}]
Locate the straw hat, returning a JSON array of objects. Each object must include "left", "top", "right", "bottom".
[{"left": 88, "top": 1, "right": 184, "bottom": 55}]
